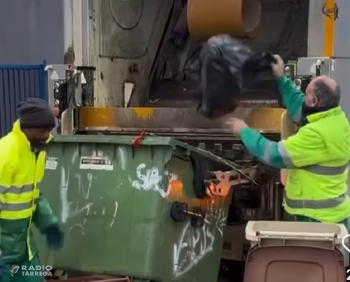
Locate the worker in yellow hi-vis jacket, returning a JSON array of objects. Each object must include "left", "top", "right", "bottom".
[
  {"left": 0, "top": 98, "right": 64, "bottom": 282},
  {"left": 226, "top": 55, "right": 350, "bottom": 226}
]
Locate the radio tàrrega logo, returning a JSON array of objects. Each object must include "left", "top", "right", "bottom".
[
  {"left": 9, "top": 265, "right": 20, "bottom": 277},
  {"left": 7, "top": 264, "right": 53, "bottom": 277}
]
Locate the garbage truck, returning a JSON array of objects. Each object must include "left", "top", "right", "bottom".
[{"left": 35, "top": 0, "right": 350, "bottom": 281}]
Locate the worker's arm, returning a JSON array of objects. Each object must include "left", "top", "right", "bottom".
[
  {"left": 32, "top": 193, "right": 58, "bottom": 232},
  {"left": 0, "top": 164, "right": 15, "bottom": 190},
  {"left": 277, "top": 76, "right": 305, "bottom": 125},
  {"left": 239, "top": 127, "right": 286, "bottom": 168},
  {"left": 0, "top": 151, "right": 16, "bottom": 267},
  {"left": 32, "top": 153, "right": 64, "bottom": 250},
  {"left": 239, "top": 125, "right": 324, "bottom": 168},
  {"left": 0, "top": 152, "right": 17, "bottom": 206},
  {"left": 33, "top": 192, "right": 64, "bottom": 250}
]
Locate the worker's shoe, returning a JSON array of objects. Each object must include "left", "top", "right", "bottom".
[{"left": 44, "top": 224, "right": 64, "bottom": 250}]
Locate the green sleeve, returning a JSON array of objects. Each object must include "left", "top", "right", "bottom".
[
  {"left": 33, "top": 194, "right": 58, "bottom": 233},
  {"left": 277, "top": 76, "right": 305, "bottom": 125},
  {"left": 239, "top": 127, "right": 287, "bottom": 169},
  {"left": 278, "top": 126, "right": 326, "bottom": 167}
]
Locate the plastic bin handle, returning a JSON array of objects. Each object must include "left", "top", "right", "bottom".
[{"left": 257, "top": 230, "right": 337, "bottom": 241}]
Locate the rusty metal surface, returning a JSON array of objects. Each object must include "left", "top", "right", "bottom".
[{"left": 77, "top": 107, "right": 284, "bottom": 134}]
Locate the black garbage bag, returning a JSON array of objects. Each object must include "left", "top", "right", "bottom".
[{"left": 197, "top": 34, "right": 275, "bottom": 119}]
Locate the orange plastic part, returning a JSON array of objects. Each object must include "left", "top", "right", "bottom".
[{"left": 187, "top": 0, "right": 262, "bottom": 39}]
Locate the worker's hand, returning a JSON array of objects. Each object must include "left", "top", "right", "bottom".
[
  {"left": 225, "top": 118, "right": 248, "bottom": 135},
  {"left": 271, "top": 54, "right": 284, "bottom": 78},
  {"left": 44, "top": 223, "right": 64, "bottom": 250}
]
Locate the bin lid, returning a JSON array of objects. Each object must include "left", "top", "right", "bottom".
[
  {"left": 244, "top": 244, "right": 345, "bottom": 282},
  {"left": 50, "top": 135, "right": 238, "bottom": 168},
  {"left": 245, "top": 221, "right": 348, "bottom": 245}
]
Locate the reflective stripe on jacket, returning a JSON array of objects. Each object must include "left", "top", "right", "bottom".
[
  {"left": 280, "top": 106, "right": 350, "bottom": 222},
  {"left": 0, "top": 120, "right": 57, "bottom": 262}
]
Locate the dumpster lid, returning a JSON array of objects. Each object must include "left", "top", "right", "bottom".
[
  {"left": 52, "top": 134, "right": 183, "bottom": 146},
  {"left": 51, "top": 134, "right": 238, "bottom": 168},
  {"left": 246, "top": 221, "right": 348, "bottom": 245}
]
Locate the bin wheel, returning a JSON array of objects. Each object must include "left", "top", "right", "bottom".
[{"left": 170, "top": 201, "right": 188, "bottom": 222}]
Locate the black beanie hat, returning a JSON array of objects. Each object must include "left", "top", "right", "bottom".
[{"left": 18, "top": 98, "right": 56, "bottom": 129}]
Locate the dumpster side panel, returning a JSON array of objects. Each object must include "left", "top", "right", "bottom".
[
  {"left": 165, "top": 157, "right": 230, "bottom": 282},
  {"left": 36, "top": 137, "right": 230, "bottom": 282}
]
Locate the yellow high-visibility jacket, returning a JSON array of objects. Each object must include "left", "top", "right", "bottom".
[
  {"left": 239, "top": 76, "right": 350, "bottom": 223},
  {"left": 0, "top": 120, "right": 58, "bottom": 262}
]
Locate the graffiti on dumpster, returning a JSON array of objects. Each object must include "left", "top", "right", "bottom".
[
  {"left": 173, "top": 209, "right": 227, "bottom": 277},
  {"left": 131, "top": 163, "right": 167, "bottom": 198},
  {"left": 59, "top": 149, "right": 119, "bottom": 235},
  {"left": 116, "top": 146, "right": 127, "bottom": 170},
  {"left": 60, "top": 166, "right": 70, "bottom": 224}
]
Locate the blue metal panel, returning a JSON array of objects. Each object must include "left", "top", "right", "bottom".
[{"left": 0, "top": 62, "right": 46, "bottom": 137}]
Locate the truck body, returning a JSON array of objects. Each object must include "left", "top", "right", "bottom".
[{"left": 2, "top": 0, "right": 348, "bottom": 281}]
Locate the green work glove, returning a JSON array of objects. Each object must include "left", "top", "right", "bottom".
[{"left": 44, "top": 224, "right": 64, "bottom": 250}]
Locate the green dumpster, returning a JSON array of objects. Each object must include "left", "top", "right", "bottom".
[{"left": 36, "top": 135, "right": 233, "bottom": 282}]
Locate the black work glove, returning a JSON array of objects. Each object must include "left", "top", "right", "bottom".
[{"left": 44, "top": 224, "right": 64, "bottom": 250}]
